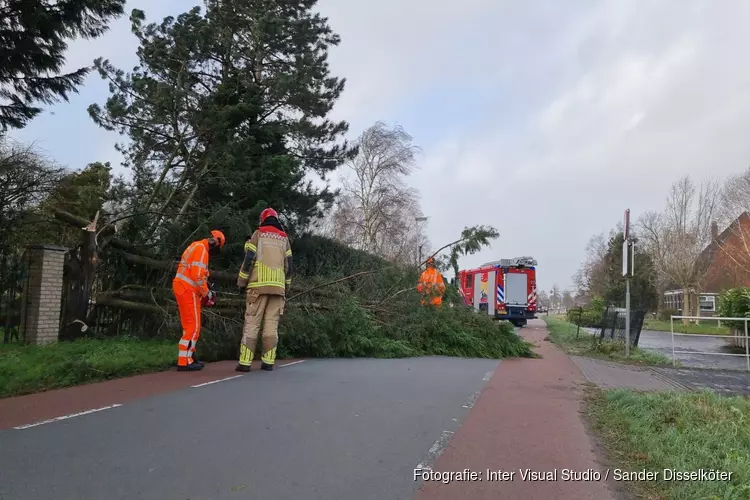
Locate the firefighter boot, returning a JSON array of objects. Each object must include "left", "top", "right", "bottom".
[
  {"left": 260, "top": 362, "right": 274, "bottom": 371},
  {"left": 235, "top": 364, "right": 251, "bottom": 372},
  {"left": 177, "top": 362, "right": 203, "bottom": 372}
]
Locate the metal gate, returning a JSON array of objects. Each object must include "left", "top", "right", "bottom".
[{"left": 0, "top": 250, "right": 30, "bottom": 343}]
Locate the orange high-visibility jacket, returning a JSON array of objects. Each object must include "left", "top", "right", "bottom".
[
  {"left": 174, "top": 239, "right": 210, "bottom": 297},
  {"left": 417, "top": 267, "right": 446, "bottom": 298}
]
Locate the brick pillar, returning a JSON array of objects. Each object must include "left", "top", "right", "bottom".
[{"left": 20, "top": 245, "right": 67, "bottom": 345}]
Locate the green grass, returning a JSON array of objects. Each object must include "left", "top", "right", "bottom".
[
  {"left": 587, "top": 388, "right": 750, "bottom": 500},
  {"left": 0, "top": 337, "right": 175, "bottom": 398},
  {"left": 544, "top": 316, "right": 673, "bottom": 366},
  {"left": 644, "top": 319, "right": 730, "bottom": 336}
]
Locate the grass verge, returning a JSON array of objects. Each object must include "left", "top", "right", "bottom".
[
  {"left": 587, "top": 387, "right": 750, "bottom": 500},
  {"left": 644, "top": 319, "right": 730, "bottom": 336},
  {"left": 0, "top": 337, "right": 174, "bottom": 399},
  {"left": 543, "top": 316, "right": 673, "bottom": 366}
]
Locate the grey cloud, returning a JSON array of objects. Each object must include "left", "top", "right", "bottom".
[{"left": 12, "top": 0, "right": 750, "bottom": 294}]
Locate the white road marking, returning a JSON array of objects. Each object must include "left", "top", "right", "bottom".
[
  {"left": 462, "top": 391, "right": 480, "bottom": 409},
  {"left": 416, "top": 430, "right": 454, "bottom": 471},
  {"left": 483, "top": 370, "right": 493, "bottom": 381},
  {"left": 14, "top": 404, "right": 122, "bottom": 430},
  {"left": 191, "top": 360, "right": 305, "bottom": 388},
  {"left": 279, "top": 360, "right": 306, "bottom": 368},
  {"left": 191, "top": 375, "right": 244, "bottom": 388}
]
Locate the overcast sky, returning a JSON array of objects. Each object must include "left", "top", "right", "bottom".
[{"left": 10, "top": 0, "right": 750, "bottom": 292}]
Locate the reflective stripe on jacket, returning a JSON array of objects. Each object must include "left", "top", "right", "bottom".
[
  {"left": 417, "top": 267, "right": 445, "bottom": 297},
  {"left": 237, "top": 227, "right": 293, "bottom": 295},
  {"left": 175, "top": 239, "right": 210, "bottom": 296}
]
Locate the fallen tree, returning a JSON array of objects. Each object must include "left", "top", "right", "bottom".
[{"left": 50, "top": 211, "right": 534, "bottom": 361}]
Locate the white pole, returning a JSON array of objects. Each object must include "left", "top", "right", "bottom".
[
  {"left": 623, "top": 209, "right": 631, "bottom": 357},
  {"left": 669, "top": 316, "right": 677, "bottom": 366},
  {"left": 745, "top": 319, "right": 749, "bottom": 372},
  {"left": 625, "top": 274, "right": 631, "bottom": 357}
]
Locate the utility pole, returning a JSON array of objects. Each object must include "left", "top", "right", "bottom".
[{"left": 623, "top": 209, "right": 635, "bottom": 357}]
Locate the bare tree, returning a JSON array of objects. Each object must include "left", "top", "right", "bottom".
[
  {"left": 638, "top": 175, "right": 720, "bottom": 319},
  {"left": 550, "top": 284, "right": 562, "bottom": 311},
  {"left": 562, "top": 290, "right": 575, "bottom": 310},
  {"left": 0, "top": 138, "right": 65, "bottom": 250},
  {"left": 537, "top": 289, "right": 550, "bottom": 309},
  {"left": 573, "top": 232, "right": 608, "bottom": 299},
  {"left": 330, "top": 121, "right": 429, "bottom": 264}
]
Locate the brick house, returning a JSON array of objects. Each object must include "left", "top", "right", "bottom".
[{"left": 663, "top": 212, "right": 750, "bottom": 317}]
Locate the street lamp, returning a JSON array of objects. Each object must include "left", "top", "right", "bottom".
[{"left": 415, "top": 216, "right": 428, "bottom": 264}]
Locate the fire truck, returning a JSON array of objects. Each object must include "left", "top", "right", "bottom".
[{"left": 456, "top": 256, "right": 538, "bottom": 327}]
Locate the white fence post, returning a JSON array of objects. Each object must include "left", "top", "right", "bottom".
[
  {"left": 670, "top": 316, "right": 676, "bottom": 367},
  {"left": 745, "top": 319, "right": 749, "bottom": 372}
]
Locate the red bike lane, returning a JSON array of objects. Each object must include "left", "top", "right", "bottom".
[
  {"left": 0, "top": 359, "right": 303, "bottom": 430},
  {"left": 413, "top": 320, "right": 627, "bottom": 500}
]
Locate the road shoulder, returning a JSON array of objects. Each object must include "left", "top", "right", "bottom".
[
  {"left": 413, "top": 319, "right": 624, "bottom": 500},
  {"left": 0, "top": 359, "right": 302, "bottom": 430}
]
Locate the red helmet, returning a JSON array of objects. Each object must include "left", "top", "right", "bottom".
[
  {"left": 210, "top": 229, "right": 226, "bottom": 248},
  {"left": 259, "top": 208, "right": 278, "bottom": 223}
]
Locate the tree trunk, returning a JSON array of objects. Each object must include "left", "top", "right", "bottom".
[
  {"left": 61, "top": 219, "right": 99, "bottom": 339},
  {"left": 119, "top": 251, "right": 236, "bottom": 283}
]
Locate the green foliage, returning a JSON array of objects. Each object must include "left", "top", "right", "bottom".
[
  {"left": 88, "top": 0, "right": 355, "bottom": 255},
  {"left": 601, "top": 232, "right": 658, "bottom": 311},
  {"left": 0, "top": 338, "right": 173, "bottom": 398},
  {"left": 658, "top": 308, "right": 680, "bottom": 322},
  {"left": 718, "top": 288, "right": 750, "bottom": 330},
  {"left": 446, "top": 225, "right": 500, "bottom": 277},
  {"left": 566, "top": 297, "right": 605, "bottom": 327},
  {"left": 291, "top": 233, "right": 390, "bottom": 278},
  {"left": 0, "top": 0, "right": 125, "bottom": 131},
  {"left": 25, "top": 161, "right": 117, "bottom": 248},
  {"left": 276, "top": 294, "right": 533, "bottom": 360},
  {"left": 0, "top": 139, "right": 65, "bottom": 250},
  {"left": 588, "top": 388, "right": 750, "bottom": 500},
  {"left": 78, "top": 232, "right": 532, "bottom": 364}
]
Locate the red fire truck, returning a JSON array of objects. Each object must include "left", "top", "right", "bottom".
[{"left": 456, "top": 257, "right": 538, "bottom": 327}]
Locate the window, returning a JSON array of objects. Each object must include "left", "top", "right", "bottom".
[
  {"left": 663, "top": 291, "right": 685, "bottom": 311},
  {"left": 699, "top": 295, "right": 716, "bottom": 312},
  {"left": 464, "top": 274, "right": 473, "bottom": 288}
]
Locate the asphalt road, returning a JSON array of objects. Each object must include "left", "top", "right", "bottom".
[{"left": 0, "top": 357, "right": 498, "bottom": 500}]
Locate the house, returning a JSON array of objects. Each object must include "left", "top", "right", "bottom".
[{"left": 663, "top": 212, "right": 750, "bottom": 317}]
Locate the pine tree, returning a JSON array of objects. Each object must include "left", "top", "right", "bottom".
[
  {"left": 0, "top": 0, "right": 125, "bottom": 131},
  {"left": 89, "top": 1, "right": 355, "bottom": 256}
]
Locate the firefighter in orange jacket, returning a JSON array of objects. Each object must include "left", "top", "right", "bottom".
[
  {"left": 173, "top": 230, "right": 226, "bottom": 371},
  {"left": 235, "top": 208, "right": 294, "bottom": 372},
  {"left": 417, "top": 256, "right": 446, "bottom": 307}
]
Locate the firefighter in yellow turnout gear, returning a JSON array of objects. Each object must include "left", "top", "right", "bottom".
[{"left": 236, "top": 208, "right": 294, "bottom": 372}]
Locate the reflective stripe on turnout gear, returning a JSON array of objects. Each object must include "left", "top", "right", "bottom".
[
  {"left": 238, "top": 344, "right": 253, "bottom": 366},
  {"left": 261, "top": 347, "right": 277, "bottom": 365}
]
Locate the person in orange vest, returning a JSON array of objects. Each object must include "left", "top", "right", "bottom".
[
  {"left": 417, "top": 256, "right": 446, "bottom": 307},
  {"left": 173, "top": 229, "right": 226, "bottom": 371}
]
